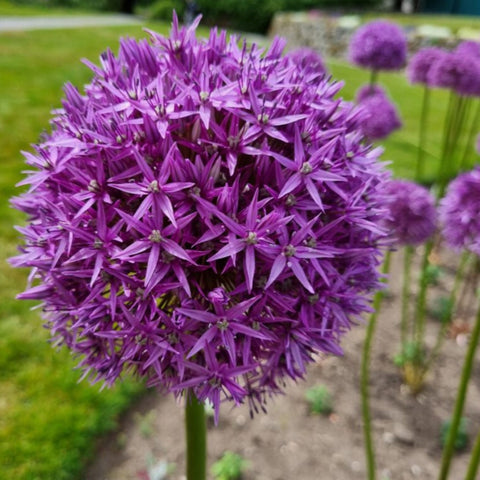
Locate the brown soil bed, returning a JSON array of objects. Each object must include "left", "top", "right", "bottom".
[{"left": 86, "top": 250, "right": 480, "bottom": 480}]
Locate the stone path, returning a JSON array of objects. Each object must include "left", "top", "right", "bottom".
[{"left": 0, "top": 14, "right": 141, "bottom": 32}]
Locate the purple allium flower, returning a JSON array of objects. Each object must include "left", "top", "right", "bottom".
[
  {"left": 455, "top": 40, "right": 480, "bottom": 59},
  {"left": 406, "top": 46, "right": 446, "bottom": 86},
  {"left": 439, "top": 167, "right": 480, "bottom": 255},
  {"left": 349, "top": 20, "right": 407, "bottom": 71},
  {"left": 383, "top": 180, "right": 436, "bottom": 246},
  {"left": 285, "top": 47, "right": 327, "bottom": 77},
  {"left": 355, "top": 83, "right": 387, "bottom": 103},
  {"left": 427, "top": 51, "right": 480, "bottom": 96},
  {"left": 11, "top": 16, "right": 389, "bottom": 421},
  {"left": 358, "top": 94, "right": 402, "bottom": 140}
]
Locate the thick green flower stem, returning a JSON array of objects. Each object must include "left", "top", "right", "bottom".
[
  {"left": 465, "top": 428, "right": 480, "bottom": 480},
  {"left": 415, "top": 86, "right": 430, "bottom": 182},
  {"left": 438, "top": 296, "right": 480, "bottom": 480},
  {"left": 361, "top": 250, "right": 391, "bottom": 480},
  {"left": 401, "top": 246, "right": 414, "bottom": 346},
  {"left": 185, "top": 391, "right": 207, "bottom": 480}
]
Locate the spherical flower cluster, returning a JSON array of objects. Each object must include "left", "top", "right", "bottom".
[
  {"left": 382, "top": 180, "right": 436, "bottom": 246},
  {"left": 349, "top": 20, "right": 407, "bottom": 71},
  {"left": 428, "top": 51, "right": 480, "bottom": 96},
  {"left": 439, "top": 167, "right": 480, "bottom": 255},
  {"left": 355, "top": 83, "right": 387, "bottom": 103},
  {"left": 11, "top": 17, "right": 389, "bottom": 420},
  {"left": 357, "top": 93, "right": 402, "bottom": 141},
  {"left": 455, "top": 40, "right": 480, "bottom": 59},
  {"left": 406, "top": 46, "right": 446, "bottom": 85},
  {"left": 285, "top": 47, "right": 327, "bottom": 77}
]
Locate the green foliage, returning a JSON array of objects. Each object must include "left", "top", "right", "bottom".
[
  {"left": 431, "top": 296, "right": 454, "bottom": 324},
  {"left": 441, "top": 417, "right": 469, "bottom": 451},
  {"left": 149, "top": 0, "right": 184, "bottom": 22},
  {"left": 394, "top": 341, "right": 425, "bottom": 367},
  {"left": 211, "top": 451, "right": 249, "bottom": 480},
  {"left": 425, "top": 264, "right": 443, "bottom": 286},
  {"left": 148, "top": 0, "right": 381, "bottom": 34},
  {"left": 305, "top": 385, "right": 334, "bottom": 415}
]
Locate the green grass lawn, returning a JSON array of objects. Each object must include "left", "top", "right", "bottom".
[
  {"left": 0, "top": 0, "right": 94, "bottom": 16},
  {"left": 0, "top": 14, "right": 476, "bottom": 480}
]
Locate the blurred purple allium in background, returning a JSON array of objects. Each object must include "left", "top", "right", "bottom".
[
  {"left": 439, "top": 167, "right": 480, "bottom": 255},
  {"left": 428, "top": 51, "right": 480, "bottom": 96},
  {"left": 286, "top": 47, "right": 327, "bottom": 77},
  {"left": 355, "top": 83, "right": 387, "bottom": 103},
  {"left": 383, "top": 180, "right": 436, "bottom": 246},
  {"left": 358, "top": 94, "right": 402, "bottom": 140},
  {"left": 349, "top": 20, "right": 407, "bottom": 71},
  {"left": 407, "top": 46, "right": 446, "bottom": 85},
  {"left": 455, "top": 40, "right": 480, "bottom": 59},
  {"left": 11, "top": 16, "right": 389, "bottom": 420}
]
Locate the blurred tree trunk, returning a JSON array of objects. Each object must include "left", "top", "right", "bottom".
[
  {"left": 393, "top": 0, "right": 403, "bottom": 11},
  {"left": 120, "top": 0, "right": 135, "bottom": 14}
]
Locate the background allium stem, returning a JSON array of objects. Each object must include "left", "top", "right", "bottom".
[
  {"left": 369, "top": 69, "right": 378, "bottom": 92},
  {"left": 401, "top": 246, "right": 414, "bottom": 346},
  {"left": 186, "top": 390, "right": 206, "bottom": 480},
  {"left": 460, "top": 99, "right": 480, "bottom": 171},
  {"left": 438, "top": 284, "right": 480, "bottom": 480},
  {"left": 361, "top": 250, "right": 391, "bottom": 480},
  {"left": 414, "top": 240, "right": 434, "bottom": 349},
  {"left": 465, "top": 426, "right": 480, "bottom": 480},
  {"left": 415, "top": 86, "right": 430, "bottom": 182},
  {"left": 437, "top": 92, "right": 458, "bottom": 196}
]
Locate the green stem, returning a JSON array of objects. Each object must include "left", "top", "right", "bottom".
[
  {"left": 465, "top": 427, "right": 480, "bottom": 480},
  {"left": 185, "top": 390, "right": 207, "bottom": 480},
  {"left": 438, "top": 296, "right": 480, "bottom": 480},
  {"left": 361, "top": 250, "right": 391, "bottom": 480},
  {"left": 401, "top": 246, "right": 414, "bottom": 346},
  {"left": 450, "top": 96, "right": 471, "bottom": 177},
  {"left": 425, "top": 250, "right": 471, "bottom": 373},
  {"left": 460, "top": 99, "right": 480, "bottom": 171},
  {"left": 415, "top": 86, "right": 430, "bottom": 182},
  {"left": 437, "top": 92, "right": 458, "bottom": 198},
  {"left": 414, "top": 240, "right": 434, "bottom": 346},
  {"left": 369, "top": 69, "right": 378, "bottom": 92}
]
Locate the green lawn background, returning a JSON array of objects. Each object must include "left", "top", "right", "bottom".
[{"left": 1, "top": 10, "right": 478, "bottom": 480}]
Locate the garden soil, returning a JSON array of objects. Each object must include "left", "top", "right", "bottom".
[{"left": 86, "top": 249, "right": 480, "bottom": 480}]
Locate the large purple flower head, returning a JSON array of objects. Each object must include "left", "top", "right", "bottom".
[
  {"left": 383, "top": 180, "right": 436, "bottom": 246},
  {"left": 11, "top": 16, "right": 389, "bottom": 420},
  {"left": 439, "top": 167, "right": 480, "bottom": 255},
  {"left": 349, "top": 20, "right": 407, "bottom": 71},
  {"left": 406, "top": 46, "right": 446, "bottom": 86},
  {"left": 285, "top": 47, "right": 327, "bottom": 77},
  {"left": 427, "top": 51, "right": 480, "bottom": 96},
  {"left": 358, "top": 93, "right": 402, "bottom": 141}
]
